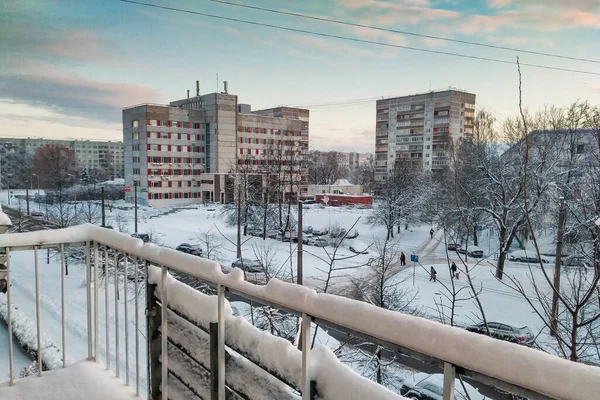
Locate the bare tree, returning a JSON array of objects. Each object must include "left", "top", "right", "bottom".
[{"left": 195, "top": 228, "right": 224, "bottom": 261}]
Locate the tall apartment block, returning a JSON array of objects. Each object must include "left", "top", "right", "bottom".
[
  {"left": 0, "top": 137, "right": 124, "bottom": 181},
  {"left": 374, "top": 89, "right": 475, "bottom": 182},
  {"left": 123, "top": 85, "right": 309, "bottom": 207}
]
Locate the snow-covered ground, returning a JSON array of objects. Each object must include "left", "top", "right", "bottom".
[
  {"left": 0, "top": 321, "right": 31, "bottom": 382},
  {"left": 0, "top": 198, "right": 584, "bottom": 397}
]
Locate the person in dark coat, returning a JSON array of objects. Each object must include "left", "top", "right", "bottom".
[
  {"left": 451, "top": 262, "right": 458, "bottom": 279},
  {"left": 430, "top": 266, "right": 437, "bottom": 282},
  {"left": 400, "top": 252, "right": 406, "bottom": 266},
  {"left": 430, "top": 228, "right": 434, "bottom": 239}
]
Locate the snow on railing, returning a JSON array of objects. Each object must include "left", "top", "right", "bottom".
[{"left": 1, "top": 225, "right": 600, "bottom": 400}]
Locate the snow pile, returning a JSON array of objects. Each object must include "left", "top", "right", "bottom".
[
  {"left": 0, "top": 295, "right": 62, "bottom": 369},
  {"left": 0, "top": 208, "right": 12, "bottom": 227}
]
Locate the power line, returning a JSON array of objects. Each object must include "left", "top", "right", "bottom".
[
  {"left": 119, "top": 0, "right": 600, "bottom": 76},
  {"left": 204, "top": 0, "right": 600, "bottom": 65}
]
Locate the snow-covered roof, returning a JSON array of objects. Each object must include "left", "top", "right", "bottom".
[
  {"left": 1, "top": 225, "right": 599, "bottom": 400},
  {"left": 333, "top": 179, "right": 352, "bottom": 186}
]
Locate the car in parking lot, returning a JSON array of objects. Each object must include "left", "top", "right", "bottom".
[
  {"left": 306, "top": 237, "right": 329, "bottom": 247},
  {"left": 457, "top": 246, "right": 483, "bottom": 258},
  {"left": 131, "top": 233, "right": 150, "bottom": 242},
  {"left": 400, "top": 373, "right": 486, "bottom": 400},
  {"left": 508, "top": 250, "right": 551, "bottom": 263},
  {"left": 312, "top": 228, "right": 329, "bottom": 236},
  {"left": 30, "top": 211, "right": 44, "bottom": 217},
  {"left": 176, "top": 243, "right": 204, "bottom": 257},
  {"left": 231, "top": 258, "right": 264, "bottom": 273},
  {"left": 563, "top": 255, "right": 591, "bottom": 268},
  {"left": 447, "top": 243, "right": 460, "bottom": 251},
  {"left": 466, "top": 322, "right": 534, "bottom": 345}
]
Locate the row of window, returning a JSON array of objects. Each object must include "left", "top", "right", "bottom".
[
  {"left": 148, "top": 144, "right": 204, "bottom": 152},
  {"left": 238, "top": 159, "right": 303, "bottom": 167},
  {"left": 239, "top": 148, "right": 302, "bottom": 156},
  {"left": 150, "top": 180, "right": 199, "bottom": 188},
  {"left": 147, "top": 120, "right": 204, "bottom": 129},
  {"left": 239, "top": 127, "right": 302, "bottom": 136},
  {"left": 147, "top": 157, "right": 202, "bottom": 164},
  {"left": 148, "top": 169, "right": 202, "bottom": 176},
  {"left": 150, "top": 192, "right": 201, "bottom": 200},
  {"left": 145, "top": 132, "right": 205, "bottom": 141}
]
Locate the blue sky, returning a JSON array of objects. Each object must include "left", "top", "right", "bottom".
[{"left": 1, "top": 0, "right": 598, "bottom": 152}]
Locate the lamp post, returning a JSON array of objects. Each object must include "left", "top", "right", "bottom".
[{"left": 0, "top": 207, "right": 13, "bottom": 293}]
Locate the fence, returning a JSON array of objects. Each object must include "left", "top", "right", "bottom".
[{"left": 1, "top": 225, "right": 600, "bottom": 400}]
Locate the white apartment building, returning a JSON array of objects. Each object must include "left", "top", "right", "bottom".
[{"left": 375, "top": 89, "right": 476, "bottom": 183}]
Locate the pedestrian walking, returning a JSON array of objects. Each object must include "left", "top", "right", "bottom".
[
  {"left": 430, "top": 228, "right": 434, "bottom": 239},
  {"left": 430, "top": 266, "right": 437, "bottom": 282},
  {"left": 451, "top": 262, "right": 458, "bottom": 279},
  {"left": 400, "top": 252, "right": 406, "bottom": 266}
]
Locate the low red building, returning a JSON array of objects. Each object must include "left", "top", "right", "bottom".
[{"left": 315, "top": 193, "right": 373, "bottom": 207}]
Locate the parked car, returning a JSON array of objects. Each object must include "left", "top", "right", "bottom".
[
  {"left": 508, "top": 250, "right": 551, "bottom": 264},
  {"left": 447, "top": 243, "right": 460, "bottom": 251},
  {"left": 312, "top": 228, "right": 329, "bottom": 236},
  {"left": 457, "top": 246, "right": 483, "bottom": 258},
  {"left": 302, "top": 226, "right": 313, "bottom": 235},
  {"left": 245, "top": 226, "right": 263, "bottom": 237},
  {"left": 346, "top": 229, "right": 359, "bottom": 239},
  {"left": 329, "top": 228, "right": 347, "bottom": 238},
  {"left": 307, "top": 238, "right": 329, "bottom": 247},
  {"left": 563, "top": 255, "right": 591, "bottom": 268},
  {"left": 30, "top": 211, "right": 44, "bottom": 217},
  {"left": 131, "top": 233, "right": 150, "bottom": 243},
  {"left": 466, "top": 322, "right": 534, "bottom": 345},
  {"left": 400, "top": 373, "right": 486, "bottom": 400},
  {"left": 176, "top": 243, "right": 204, "bottom": 256},
  {"left": 231, "top": 258, "right": 264, "bottom": 273}
]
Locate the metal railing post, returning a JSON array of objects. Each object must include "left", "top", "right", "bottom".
[
  {"left": 217, "top": 285, "right": 226, "bottom": 400},
  {"left": 443, "top": 362, "right": 456, "bottom": 400},
  {"left": 114, "top": 250, "right": 120, "bottom": 378},
  {"left": 34, "top": 246, "right": 42, "bottom": 376},
  {"left": 161, "top": 265, "right": 169, "bottom": 400},
  {"left": 134, "top": 257, "right": 140, "bottom": 397},
  {"left": 210, "top": 322, "right": 219, "bottom": 400},
  {"left": 301, "top": 313, "right": 311, "bottom": 400},
  {"left": 86, "top": 241, "right": 92, "bottom": 360},
  {"left": 124, "top": 255, "right": 130, "bottom": 385},
  {"left": 94, "top": 242, "right": 99, "bottom": 362},
  {"left": 6, "top": 247, "right": 14, "bottom": 385},
  {"left": 104, "top": 247, "right": 110, "bottom": 370},
  {"left": 60, "top": 244, "right": 66, "bottom": 368}
]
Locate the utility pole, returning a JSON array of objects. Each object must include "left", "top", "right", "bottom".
[
  {"left": 551, "top": 197, "right": 566, "bottom": 336},
  {"left": 134, "top": 180, "right": 138, "bottom": 233},
  {"left": 101, "top": 186, "right": 106, "bottom": 228},
  {"left": 297, "top": 202, "right": 303, "bottom": 286},
  {"left": 26, "top": 181, "right": 30, "bottom": 216},
  {"left": 236, "top": 182, "right": 241, "bottom": 259}
]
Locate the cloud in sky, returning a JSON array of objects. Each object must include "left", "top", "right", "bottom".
[{"left": 0, "top": 72, "right": 159, "bottom": 123}]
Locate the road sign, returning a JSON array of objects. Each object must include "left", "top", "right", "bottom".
[
  {"left": 125, "top": 186, "right": 131, "bottom": 192},
  {"left": 410, "top": 254, "right": 418, "bottom": 263},
  {"left": 9, "top": 191, "right": 14, "bottom": 200}
]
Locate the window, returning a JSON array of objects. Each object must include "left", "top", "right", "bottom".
[
  {"left": 161, "top": 132, "right": 169, "bottom": 139},
  {"left": 133, "top": 132, "right": 139, "bottom": 140},
  {"left": 149, "top": 120, "right": 158, "bottom": 126},
  {"left": 133, "top": 168, "right": 140, "bottom": 175},
  {"left": 576, "top": 144, "right": 585, "bottom": 154},
  {"left": 150, "top": 144, "right": 158, "bottom": 151},
  {"left": 132, "top": 120, "right": 139, "bottom": 128}
]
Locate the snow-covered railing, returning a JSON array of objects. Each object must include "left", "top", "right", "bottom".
[{"left": 1, "top": 225, "right": 600, "bottom": 400}]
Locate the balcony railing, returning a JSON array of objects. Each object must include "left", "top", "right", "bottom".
[{"left": 1, "top": 225, "right": 600, "bottom": 400}]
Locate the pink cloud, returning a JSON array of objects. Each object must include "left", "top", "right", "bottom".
[
  {"left": 336, "top": 0, "right": 459, "bottom": 25},
  {"left": 488, "top": 0, "right": 513, "bottom": 7},
  {"left": 44, "top": 30, "right": 119, "bottom": 65}
]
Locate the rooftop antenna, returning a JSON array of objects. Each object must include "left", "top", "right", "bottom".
[
  {"left": 223, "top": 81, "right": 228, "bottom": 94},
  {"left": 196, "top": 80, "right": 200, "bottom": 97},
  {"left": 187, "top": 89, "right": 190, "bottom": 99}
]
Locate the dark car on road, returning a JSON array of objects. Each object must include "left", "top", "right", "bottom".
[
  {"left": 466, "top": 322, "right": 534, "bottom": 345},
  {"left": 131, "top": 233, "right": 150, "bottom": 243},
  {"left": 176, "top": 243, "right": 204, "bottom": 257}
]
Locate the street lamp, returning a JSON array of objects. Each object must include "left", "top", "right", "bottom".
[{"left": 0, "top": 207, "right": 13, "bottom": 293}]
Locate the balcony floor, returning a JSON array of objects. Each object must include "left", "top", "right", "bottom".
[{"left": 0, "top": 360, "right": 139, "bottom": 400}]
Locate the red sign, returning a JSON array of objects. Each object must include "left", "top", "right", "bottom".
[{"left": 125, "top": 186, "right": 131, "bottom": 192}]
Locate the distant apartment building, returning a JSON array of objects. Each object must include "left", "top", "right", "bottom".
[
  {"left": 374, "top": 89, "right": 476, "bottom": 183},
  {"left": 123, "top": 86, "right": 309, "bottom": 207},
  {"left": 0, "top": 137, "right": 124, "bottom": 181},
  {"left": 348, "top": 152, "right": 373, "bottom": 170}
]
